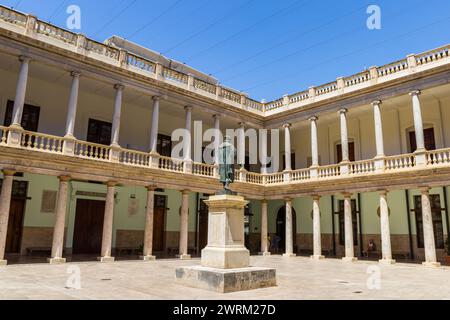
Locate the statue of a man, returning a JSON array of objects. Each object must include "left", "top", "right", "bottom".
[{"left": 218, "top": 135, "right": 235, "bottom": 194}]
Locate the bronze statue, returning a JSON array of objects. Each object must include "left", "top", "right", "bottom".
[{"left": 218, "top": 135, "right": 235, "bottom": 195}]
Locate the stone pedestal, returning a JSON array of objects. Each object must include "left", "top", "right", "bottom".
[
  {"left": 47, "top": 257, "right": 66, "bottom": 264},
  {"left": 0, "top": 259, "right": 7, "bottom": 266},
  {"left": 176, "top": 194, "right": 276, "bottom": 293},
  {"left": 140, "top": 255, "right": 156, "bottom": 261},
  {"left": 97, "top": 256, "right": 115, "bottom": 263}
]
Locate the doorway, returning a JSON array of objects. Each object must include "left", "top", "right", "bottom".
[
  {"left": 152, "top": 194, "right": 166, "bottom": 252},
  {"left": 72, "top": 199, "right": 105, "bottom": 254},
  {"left": 276, "top": 206, "right": 297, "bottom": 253},
  {"left": 198, "top": 199, "right": 209, "bottom": 252}
]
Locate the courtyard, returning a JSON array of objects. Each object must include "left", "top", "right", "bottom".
[{"left": 1, "top": 256, "right": 450, "bottom": 300}]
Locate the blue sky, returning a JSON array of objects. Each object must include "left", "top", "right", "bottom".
[{"left": 4, "top": 0, "right": 450, "bottom": 101}]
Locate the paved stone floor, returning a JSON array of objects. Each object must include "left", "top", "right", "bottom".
[{"left": 1, "top": 255, "right": 450, "bottom": 300}]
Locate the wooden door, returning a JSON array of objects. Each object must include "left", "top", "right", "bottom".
[
  {"left": 198, "top": 199, "right": 209, "bottom": 251},
  {"left": 72, "top": 199, "right": 105, "bottom": 254},
  {"left": 152, "top": 195, "right": 166, "bottom": 252},
  {"left": 336, "top": 142, "right": 355, "bottom": 163},
  {"left": 5, "top": 199, "right": 25, "bottom": 253},
  {"left": 409, "top": 128, "right": 436, "bottom": 152},
  {"left": 276, "top": 206, "right": 297, "bottom": 252}
]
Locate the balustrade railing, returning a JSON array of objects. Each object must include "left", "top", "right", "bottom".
[
  {"left": 315, "top": 82, "right": 338, "bottom": 96},
  {"left": 162, "top": 67, "right": 188, "bottom": 85},
  {"left": 159, "top": 156, "right": 183, "bottom": 172},
  {"left": 85, "top": 39, "right": 120, "bottom": 61},
  {"left": 120, "top": 149, "right": 150, "bottom": 167},
  {"left": 345, "top": 71, "right": 370, "bottom": 87},
  {"left": 0, "top": 126, "right": 9, "bottom": 145},
  {"left": 35, "top": 20, "right": 77, "bottom": 45},
  {"left": 427, "top": 148, "right": 450, "bottom": 166},
  {"left": 349, "top": 159, "right": 376, "bottom": 175},
  {"left": 192, "top": 162, "right": 215, "bottom": 177},
  {"left": 265, "top": 173, "right": 284, "bottom": 185},
  {"left": 318, "top": 164, "right": 341, "bottom": 179},
  {"left": 126, "top": 53, "right": 155, "bottom": 73},
  {"left": 221, "top": 88, "right": 241, "bottom": 104},
  {"left": 0, "top": 6, "right": 27, "bottom": 26},
  {"left": 416, "top": 45, "right": 449, "bottom": 66},
  {"left": 291, "top": 168, "right": 311, "bottom": 181},
  {"left": 246, "top": 172, "right": 264, "bottom": 184},
  {"left": 377, "top": 60, "right": 408, "bottom": 77},
  {"left": 384, "top": 154, "right": 415, "bottom": 171},
  {"left": 289, "top": 90, "right": 309, "bottom": 104},
  {"left": 20, "top": 131, "right": 63, "bottom": 153},
  {"left": 74, "top": 140, "right": 110, "bottom": 161}
]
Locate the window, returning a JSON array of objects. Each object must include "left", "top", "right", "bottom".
[
  {"left": 338, "top": 199, "right": 358, "bottom": 246},
  {"left": 409, "top": 128, "right": 436, "bottom": 152},
  {"left": 413, "top": 194, "right": 444, "bottom": 249},
  {"left": 336, "top": 142, "right": 355, "bottom": 163},
  {"left": 86, "top": 118, "right": 112, "bottom": 145},
  {"left": 157, "top": 134, "right": 172, "bottom": 157},
  {"left": 4, "top": 100, "right": 40, "bottom": 131}
]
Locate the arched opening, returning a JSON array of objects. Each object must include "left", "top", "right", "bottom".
[{"left": 276, "top": 206, "right": 297, "bottom": 253}]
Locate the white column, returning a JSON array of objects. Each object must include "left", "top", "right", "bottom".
[
  {"left": 98, "top": 181, "right": 116, "bottom": 262},
  {"left": 421, "top": 187, "right": 441, "bottom": 267},
  {"left": 184, "top": 106, "right": 192, "bottom": 161},
  {"left": 311, "top": 195, "right": 324, "bottom": 260},
  {"left": 309, "top": 116, "right": 319, "bottom": 167},
  {"left": 64, "top": 72, "right": 81, "bottom": 138},
  {"left": 213, "top": 114, "right": 221, "bottom": 165},
  {"left": 342, "top": 193, "right": 357, "bottom": 262},
  {"left": 379, "top": 190, "right": 395, "bottom": 264},
  {"left": 283, "top": 123, "right": 292, "bottom": 171},
  {"left": 410, "top": 90, "right": 425, "bottom": 151},
  {"left": 260, "top": 200, "right": 270, "bottom": 255},
  {"left": 283, "top": 198, "right": 296, "bottom": 257},
  {"left": 238, "top": 122, "right": 246, "bottom": 168},
  {"left": 0, "top": 170, "right": 15, "bottom": 265},
  {"left": 141, "top": 186, "right": 156, "bottom": 261},
  {"left": 11, "top": 56, "right": 31, "bottom": 128},
  {"left": 48, "top": 176, "right": 70, "bottom": 264},
  {"left": 110, "top": 84, "right": 124, "bottom": 147},
  {"left": 178, "top": 190, "right": 191, "bottom": 259},
  {"left": 339, "top": 108, "right": 349, "bottom": 162},
  {"left": 149, "top": 96, "right": 160, "bottom": 154},
  {"left": 260, "top": 129, "right": 268, "bottom": 174},
  {"left": 372, "top": 100, "right": 385, "bottom": 157}
]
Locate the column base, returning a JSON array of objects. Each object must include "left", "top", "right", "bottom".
[
  {"left": 379, "top": 259, "right": 396, "bottom": 265},
  {"left": 47, "top": 257, "right": 66, "bottom": 264},
  {"left": 176, "top": 254, "right": 191, "bottom": 260},
  {"left": 342, "top": 257, "right": 358, "bottom": 262},
  {"left": 139, "top": 255, "right": 156, "bottom": 261},
  {"left": 422, "top": 261, "right": 441, "bottom": 268},
  {"left": 97, "top": 256, "right": 115, "bottom": 263},
  {"left": 282, "top": 253, "right": 296, "bottom": 258},
  {"left": 310, "top": 255, "right": 325, "bottom": 260},
  {"left": 258, "top": 252, "right": 271, "bottom": 256},
  {"left": 0, "top": 260, "right": 7, "bottom": 266}
]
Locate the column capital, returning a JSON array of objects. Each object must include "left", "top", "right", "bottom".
[
  {"left": 309, "top": 116, "right": 318, "bottom": 122},
  {"left": 409, "top": 89, "right": 421, "bottom": 96},
  {"left": 213, "top": 114, "right": 221, "bottom": 120},
  {"left": 2, "top": 169, "right": 16, "bottom": 176},
  {"left": 184, "top": 105, "right": 193, "bottom": 112},
  {"left": 338, "top": 108, "right": 348, "bottom": 115},
  {"left": 261, "top": 199, "right": 268, "bottom": 205},
  {"left": 378, "top": 189, "right": 388, "bottom": 196},
  {"left": 70, "top": 71, "right": 81, "bottom": 78},
  {"left": 146, "top": 185, "right": 157, "bottom": 191},
  {"left": 371, "top": 100, "right": 382, "bottom": 107},
  {"left": 238, "top": 121, "right": 245, "bottom": 127},
  {"left": 114, "top": 83, "right": 125, "bottom": 91},
  {"left": 419, "top": 186, "right": 430, "bottom": 194},
  {"left": 152, "top": 95, "right": 160, "bottom": 102},
  {"left": 181, "top": 189, "right": 190, "bottom": 195},
  {"left": 311, "top": 195, "right": 321, "bottom": 201},
  {"left": 19, "top": 55, "right": 31, "bottom": 63},
  {"left": 58, "top": 175, "right": 71, "bottom": 182},
  {"left": 342, "top": 192, "right": 352, "bottom": 198},
  {"left": 284, "top": 197, "right": 292, "bottom": 202},
  {"left": 105, "top": 181, "right": 117, "bottom": 187},
  {"left": 282, "top": 123, "right": 291, "bottom": 129}
]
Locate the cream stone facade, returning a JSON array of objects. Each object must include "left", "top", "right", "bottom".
[{"left": 0, "top": 6, "right": 450, "bottom": 268}]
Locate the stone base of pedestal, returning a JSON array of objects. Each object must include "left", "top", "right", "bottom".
[
  {"left": 176, "top": 254, "right": 192, "bottom": 260},
  {"left": 201, "top": 247, "right": 249, "bottom": 269},
  {"left": 342, "top": 257, "right": 358, "bottom": 262},
  {"left": 379, "top": 259, "right": 396, "bottom": 265},
  {"left": 97, "top": 256, "right": 115, "bottom": 263},
  {"left": 282, "top": 253, "right": 296, "bottom": 258},
  {"left": 310, "top": 255, "right": 325, "bottom": 260},
  {"left": 175, "top": 265, "right": 276, "bottom": 293},
  {"left": 140, "top": 255, "right": 156, "bottom": 261},
  {"left": 47, "top": 257, "right": 66, "bottom": 264},
  {"left": 258, "top": 252, "right": 271, "bottom": 256},
  {"left": 422, "top": 261, "right": 441, "bottom": 268},
  {"left": 0, "top": 260, "right": 7, "bottom": 266}
]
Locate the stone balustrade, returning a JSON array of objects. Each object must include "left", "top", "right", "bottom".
[
  {"left": 1, "top": 125, "right": 450, "bottom": 186},
  {"left": 1, "top": 5, "right": 449, "bottom": 117}
]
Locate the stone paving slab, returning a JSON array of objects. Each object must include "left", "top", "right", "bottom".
[{"left": 1, "top": 256, "right": 450, "bottom": 300}]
